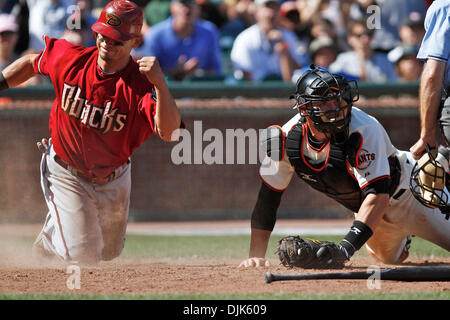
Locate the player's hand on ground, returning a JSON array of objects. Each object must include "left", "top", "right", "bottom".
[
  {"left": 238, "top": 257, "right": 270, "bottom": 268},
  {"left": 137, "top": 56, "right": 166, "bottom": 88}
]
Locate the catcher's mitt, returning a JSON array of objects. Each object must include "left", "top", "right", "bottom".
[{"left": 276, "top": 236, "right": 347, "bottom": 269}]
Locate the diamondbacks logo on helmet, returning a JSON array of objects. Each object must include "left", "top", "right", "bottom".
[
  {"left": 91, "top": 0, "right": 143, "bottom": 42},
  {"left": 106, "top": 13, "right": 121, "bottom": 26}
]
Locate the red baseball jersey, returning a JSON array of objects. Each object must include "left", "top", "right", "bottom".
[{"left": 34, "top": 36, "right": 157, "bottom": 179}]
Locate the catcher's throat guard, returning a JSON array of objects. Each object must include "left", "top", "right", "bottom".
[{"left": 410, "top": 145, "right": 450, "bottom": 219}]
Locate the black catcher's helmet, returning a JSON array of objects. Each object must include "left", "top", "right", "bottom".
[{"left": 291, "top": 65, "right": 359, "bottom": 134}]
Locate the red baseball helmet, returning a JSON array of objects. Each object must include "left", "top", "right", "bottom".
[{"left": 91, "top": 0, "right": 143, "bottom": 42}]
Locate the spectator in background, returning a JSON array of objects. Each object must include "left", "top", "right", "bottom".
[
  {"left": 385, "top": 12, "right": 425, "bottom": 83},
  {"left": 397, "top": 12, "right": 426, "bottom": 48},
  {"left": 144, "top": 0, "right": 227, "bottom": 30},
  {"left": 296, "top": 0, "right": 347, "bottom": 39},
  {"left": 141, "top": 0, "right": 222, "bottom": 81},
  {"left": 220, "top": 0, "right": 255, "bottom": 39},
  {"left": 291, "top": 36, "right": 358, "bottom": 83},
  {"left": 363, "top": 0, "right": 427, "bottom": 53},
  {"left": 197, "top": 0, "right": 227, "bottom": 29},
  {"left": 0, "top": 0, "right": 18, "bottom": 13},
  {"left": 28, "top": 0, "right": 70, "bottom": 51},
  {"left": 386, "top": 12, "right": 425, "bottom": 83},
  {"left": 0, "top": 13, "right": 19, "bottom": 71},
  {"left": 0, "top": 13, "right": 45, "bottom": 85},
  {"left": 230, "top": 0, "right": 310, "bottom": 82},
  {"left": 9, "top": 0, "right": 29, "bottom": 56},
  {"left": 62, "top": 0, "right": 97, "bottom": 47},
  {"left": 278, "top": 0, "right": 308, "bottom": 41},
  {"left": 291, "top": 37, "right": 337, "bottom": 83},
  {"left": 329, "top": 19, "right": 397, "bottom": 82},
  {"left": 308, "top": 37, "right": 337, "bottom": 69},
  {"left": 144, "top": 0, "right": 171, "bottom": 27},
  {"left": 308, "top": 15, "right": 351, "bottom": 52},
  {"left": 388, "top": 44, "right": 423, "bottom": 82},
  {"left": 341, "top": 0, "right": 427, "bottom": 53}
]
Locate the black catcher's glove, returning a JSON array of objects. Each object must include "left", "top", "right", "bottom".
[{"left": 276, "top": 236, "right": 349, "bottom": 269}]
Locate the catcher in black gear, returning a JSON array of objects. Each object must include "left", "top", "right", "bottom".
[{"left": 239, "top": 66, "right": 450, "bottom": 269}]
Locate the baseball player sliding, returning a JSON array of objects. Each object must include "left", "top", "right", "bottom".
[
  {"left": 239, "top": 66, "right": 450, "bottom": 269},
  {"left": 0, "top": 0, "right": 182, "bottom": 264}
]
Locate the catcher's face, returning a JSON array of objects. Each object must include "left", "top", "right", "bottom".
[
  {"left": 307, "top": 98, "right": 348, "bottom": 124},
  {"left": 302, "top": 97, "right": 350, "bottom": 138}
]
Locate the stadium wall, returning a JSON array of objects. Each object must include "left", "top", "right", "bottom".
[{"left": 0, "top": 84, "right": 422, "bottom": 223}]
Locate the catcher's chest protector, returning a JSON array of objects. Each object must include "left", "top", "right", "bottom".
[{"left": 286, "top": 122, "right": 363, "bottom": 212}]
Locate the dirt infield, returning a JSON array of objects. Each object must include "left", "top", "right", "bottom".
[
  {"left": 1, "top": 258, "right": 450, "bottom": 296},
  {"left": 0, "top": 221, "right": 449, "bottom": 296}
]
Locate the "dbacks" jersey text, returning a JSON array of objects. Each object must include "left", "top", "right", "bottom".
[{"left": 61, "top": 83, "right": 127, "bottom": 134}]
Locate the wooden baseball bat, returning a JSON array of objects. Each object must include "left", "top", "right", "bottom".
[{"left": 265, "top": 266, "right": 450, "bottom": 283}]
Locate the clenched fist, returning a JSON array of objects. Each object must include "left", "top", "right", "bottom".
[{"left": 137, "top": 56, "right": 165, "bottom": 87}]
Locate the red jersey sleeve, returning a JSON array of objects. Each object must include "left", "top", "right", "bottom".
[{"left": 33, "top": 36, "right": 75, "bottom": 77}]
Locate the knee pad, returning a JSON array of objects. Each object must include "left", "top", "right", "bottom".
[{"left": 365, "top": 239, "right": 410, "bottom": 265}]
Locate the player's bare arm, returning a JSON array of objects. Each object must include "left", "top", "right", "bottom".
[
  {"left": 238, "top": 228, "right": 271, "bottom": 268},
  {"left": 410, "top": 59, "right": 446, "bottom": 159},
  {"left": 354, "top": 193, "right": 389, "bottom": 231},
  {"left": 238, "top": 182, "right": 283, "bottom": 268},
  {"left": 138, "top": 56, "right": 181, "bottom": 142},
  {"left": 1, "top": 53, "right": 38, "bottom": 88}
]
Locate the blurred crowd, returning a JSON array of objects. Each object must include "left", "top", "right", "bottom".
[{"left": 0, "top": 0, "right": 430, "bottom": 85}]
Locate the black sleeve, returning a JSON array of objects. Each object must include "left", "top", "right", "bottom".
[
  {"left": 361, "top": 177, "right": 390, "bottom": 198},
  {"left": 250, "top": 182, "right": 284, "bottom": 231}
]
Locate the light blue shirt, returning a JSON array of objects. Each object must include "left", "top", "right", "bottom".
[
  {"left": 417, "top": 0, "right": 450, "bottom": 88},
  {"left": 230, "top": 24, "right": 310, "bottom": 82},
  {"left": 142, "top": 17, "right": 222, "bottom": 75},
  {"left": 329, "top": 51, "right": 397, "bottom": 83}
]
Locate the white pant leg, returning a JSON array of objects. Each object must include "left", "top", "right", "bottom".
[
  {"left": 365, "top": 150, "right": 450, "bottom": 263},
  {"left": 92, "top": 163, "right": 131, "bottom": 261},
  {"left": 397, "top": 191, "right": 450, "bottom": 251},
  {"left": 39, "top": 144, "right": 131, "bottom": 264},
  {"left": 394, "top": 150, "right": 450, "bottom": 251}
]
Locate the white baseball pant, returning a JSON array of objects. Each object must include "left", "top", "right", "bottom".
[
  {"left": 38, "top": 141, "right": 131, "bottom": 264},
  {"left": 365, "top": 150, "right": 450, "bottom": 264}
]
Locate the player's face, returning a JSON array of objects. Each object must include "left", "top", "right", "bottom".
[
  {"left": 171, "top": 2, "right": 199, "bottom": 26},
  {"left": 95, "top": 33, "right": 140, "bottom": 63},
  {"left": 310, "top": 98, "right": 347, "bottom": 123}
]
